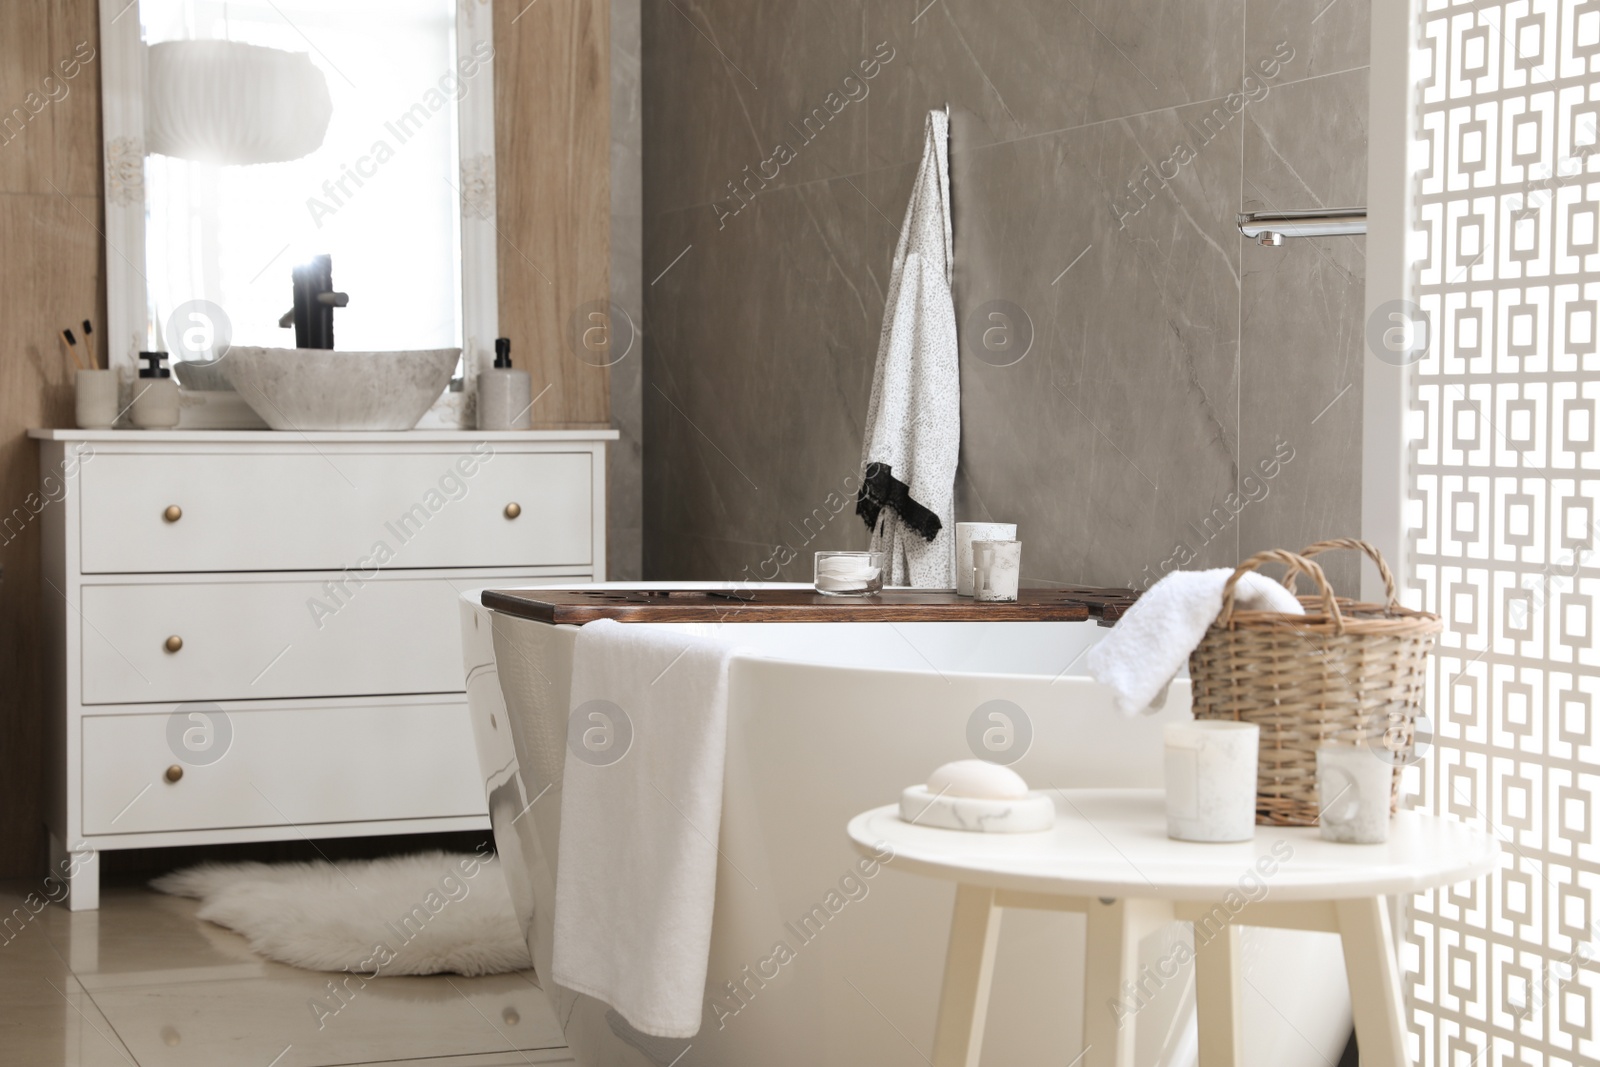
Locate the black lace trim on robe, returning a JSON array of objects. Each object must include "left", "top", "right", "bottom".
[{"left": 855, "top": 462, "right": 942, "bottom": 542}]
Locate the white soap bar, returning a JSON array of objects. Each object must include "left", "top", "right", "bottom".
[{"left": 927, "top": 759, "right": 1029, "bottom": 800}]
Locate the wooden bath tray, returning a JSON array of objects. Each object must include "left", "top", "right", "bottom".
[{"left": 480, "top": 587, "right": 1137, "bottom": 625}]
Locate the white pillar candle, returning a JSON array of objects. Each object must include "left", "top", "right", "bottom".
[
  {"left": 1317, "top": 745, "right": 1393, "bottom": 844},
  {"left": 955, "top": 522, "right": 1016, "bottom": 596},
  {"left": 972, "top": 539, "right": 1022, "bottom": 602},
  {"left": 1164, "top": 721, "right": 1259, "bottom": 842}
]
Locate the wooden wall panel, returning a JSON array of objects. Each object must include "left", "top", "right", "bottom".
[
  {"left": 495, "top": 0, "right": 612, "bottom": 426},
  {"left": 0, "top": 3, "right": 55, "bottom": 193},
  {"left": 50, "top": 0, "right": 104, "bottom": 198},
  {"left": 0, "top": 0, "right": 104, "bottom": 880}
]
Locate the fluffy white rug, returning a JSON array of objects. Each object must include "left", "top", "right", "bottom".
[{"left": 152, "top": 850, "right": 532, "bottom": 977}]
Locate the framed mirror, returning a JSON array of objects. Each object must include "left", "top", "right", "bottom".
[{"left": 98, "top": 0, "right": 498, "bottom": 427}]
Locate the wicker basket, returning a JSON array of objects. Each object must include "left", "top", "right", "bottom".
[{"left": 1188, "top": 539, "right": 1442, "bottom": 826}]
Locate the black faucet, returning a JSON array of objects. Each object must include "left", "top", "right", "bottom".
[{"left": 277, "top": 254, "right": 349, "bottom": 349}]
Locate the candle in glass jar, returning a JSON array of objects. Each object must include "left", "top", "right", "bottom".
[{"left": 1317, "top": 745, "right": 1392, "bottom": 844}]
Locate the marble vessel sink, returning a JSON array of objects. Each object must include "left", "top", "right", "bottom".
[
  {"left": 172, "top": 359, "right": 233, "bottom": 391},
  {"left": 222, "top": 347, "right": 459, "bottom": 431}
]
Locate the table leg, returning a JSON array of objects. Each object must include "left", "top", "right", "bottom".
[
  {"left": 932, "top": 884, "right": 1003, "bottom": 1067},
  {"left": 1082, "top": 898, "right": 1173, "bottom": 1067},
  {"left": 1335, "top": 897, "right": 1409, "bottom": 1067},
  {"left": 1192, "top": 920, "right": 1242, "bottom": 1067}
]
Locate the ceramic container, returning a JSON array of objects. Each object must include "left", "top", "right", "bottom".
[
  {"left": 478, "top": 367, "right": 533, "bottom": 430},
  {"left": 955, "top": 522, "right": 1016, "bottom": 595},
  {"left": 131, "top": 379, "right": 180, "bottom": 429},
  {"left": 75, "top": 369, "right": 119, "bottom": 429},
  {"left": 1164, "top": 720, "right": 1259, "bottom": 842},
  {"left": 973, "top": 539, "right": 1022, "bottom": 602},
  {"left": 130, "top": 355, "right": 181, "bottom": 431},
  {"left": 171, "top": 359, "right": 233, "bottom": 391},
  {"left": 1317, "top": 745, "right": 1393, "bottom": 844}
]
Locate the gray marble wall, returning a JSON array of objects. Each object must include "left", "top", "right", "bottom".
[
  {"left": 641, "top": 0, "right": 1371, "bottom": 593},
  {"left": 609, "top": 0, "right": 643, "bottom": 580}
]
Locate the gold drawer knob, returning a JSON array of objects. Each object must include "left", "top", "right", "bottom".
[
  {"left": 163, "top": 505, "right": 183, "bottom": 523},
  {"left": 504, "top": 502, "right": 522, "bottom": 519},
  {"left": 164, "top": 764, "right": 183, "bottom": 783},
  {"left": 164, "top": 635, "right": 183, "bottom": 653}
]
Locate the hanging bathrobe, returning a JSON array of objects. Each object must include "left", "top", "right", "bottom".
[{"left": 856, "top": 108, "right": 960, "bottom": 587}]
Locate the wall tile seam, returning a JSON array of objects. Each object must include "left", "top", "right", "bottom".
[
  {"left": 1235, "top": 5, "right": 1245, "bottom": 568},
  {"left": 641, "top": 63, "right": 1373, "bottom": 223}
]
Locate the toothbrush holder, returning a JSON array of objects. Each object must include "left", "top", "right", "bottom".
[{"left": 75, "top": 369, "right": 119, "bottom": 429}]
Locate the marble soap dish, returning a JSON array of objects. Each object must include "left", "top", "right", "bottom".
[{"left": 899, "top": 759, "right": 1055, "bottom": 833}]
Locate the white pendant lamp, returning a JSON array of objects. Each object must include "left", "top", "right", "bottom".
[{"left": 145, "top": 39, "right": 333, "bottom": 165}]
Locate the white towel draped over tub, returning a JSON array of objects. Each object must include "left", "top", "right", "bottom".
[
  {"left": 551, "top": 618, "right": 740, "bottom": 1039},
  {"left": 856, "top": 108, "right": 960, "bottom": 588}
]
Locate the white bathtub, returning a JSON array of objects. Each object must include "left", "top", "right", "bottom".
[{"left": 459, "top": 583, "right": 1352, "bottom": 1067}]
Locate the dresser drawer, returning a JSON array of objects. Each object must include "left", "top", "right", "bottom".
[
  {"left": 81, "top": 577, "right": 488, "bottom": 705},
  {"left": 78, "top": 449, "right": 593, "bottom": 573},
  {"left": 82, "top": 704, "right": 486, "bottom": 835}
]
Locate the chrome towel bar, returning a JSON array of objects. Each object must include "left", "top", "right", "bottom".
[{"left": 1238, "top": 208, "right": 1366, "bottom": 245}]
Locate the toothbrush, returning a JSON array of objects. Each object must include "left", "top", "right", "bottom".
[
  {"left": 60, "top": 328, "right": 84, "bottom": 372},
  {"left": 81, "top": 319, "right": 98, "bottom": 370}
]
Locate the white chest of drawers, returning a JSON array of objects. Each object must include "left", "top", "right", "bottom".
[{"left": 30, "top": 429, "right": 614, "bottom": 910}]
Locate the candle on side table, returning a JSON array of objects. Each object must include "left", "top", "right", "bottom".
[
  {"left": 1317, "top": 745, "right": 1393, "bottom": 844},
  {"left": 1164, "top": 721, "right": 1259, "bottom": 842}
]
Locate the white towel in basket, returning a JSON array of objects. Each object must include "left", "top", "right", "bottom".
[{"left": 1087, "top": 568, "right": 1304, "bottom": 716}]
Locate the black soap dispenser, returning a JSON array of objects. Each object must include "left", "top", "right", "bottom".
[
  {"left": 132, "top": 351, "right": 180, "bottom": 429},
  {"left": 477, "top": 337, "right": 532, "bottom": 430}
]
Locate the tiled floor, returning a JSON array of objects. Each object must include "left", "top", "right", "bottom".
[{"left": 0, "top": 882, "right": 573, "bottom": 1067}]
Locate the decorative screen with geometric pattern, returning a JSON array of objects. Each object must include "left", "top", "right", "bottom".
[{"left": 1407, "top": 2, "right": 1600, "bottom": 1064}]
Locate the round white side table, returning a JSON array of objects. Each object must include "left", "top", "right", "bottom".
[{"left": 847, "top": 788, "right": 1499, "bottom": 1067}]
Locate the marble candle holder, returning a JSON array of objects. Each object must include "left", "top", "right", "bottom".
[
  {"left": 973, "top": 539, "right": 1022, "bottom": 602},
  {"left": 1317, "top": 745, "right": 1393, "bottom": 844},
  {"left": 955, "top": 522, "right": 1016, "bottom": 595},
  {"left": 1164, "top": 720, "right": 1259, "bottom": 842}
]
